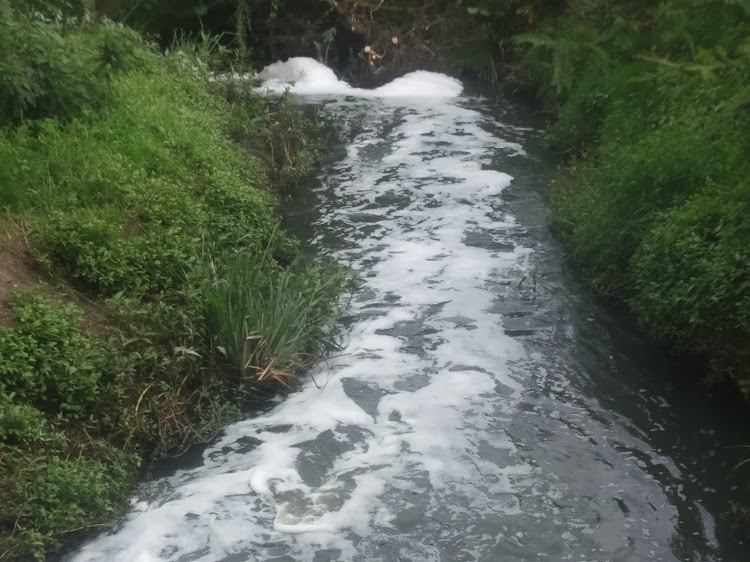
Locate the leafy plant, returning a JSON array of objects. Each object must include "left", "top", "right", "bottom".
[
  {"left": 0, "top": 290, "right": 116, "bottom": 417},
  {"left": 630, "top": 182, "right": 750, "bottom": 389},
  {"left": 204, "top": 252, "right": 351, "bottom": 390},
  {"left": 221, "top": 81, "right": 325, "bottom": 187},
  {"left": 0, "top": 1, "right": 146, "bottom": 125},
  {"left": 1, "top": 454, "right": 131, "bottom": 560},
  {"left": 514, "top": 26, "right": 610, "bottom": 93},
  {"left": 0, "top": 289, "right": 139, "bottom": 560}
]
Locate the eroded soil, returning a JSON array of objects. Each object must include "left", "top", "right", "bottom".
[{"left": 0, "top": 220, "right": 108, "bottom": 331}]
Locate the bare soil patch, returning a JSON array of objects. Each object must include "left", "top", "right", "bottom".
[
  {"left": 0, "top": 220, "right": 109, "bottom": 331},
  {"left": 0, "top": 221, "right": 46, "bottom": 325}
]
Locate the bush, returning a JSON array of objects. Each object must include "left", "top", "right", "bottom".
[
  {"left": 221, "top": 81, "right": 324, "bottom": 187},
  {"left": 0, "top": 291, "right": 117, "bottom": 417},
  {"left": 10, "top": 62, "right": 296, "bottom": 295},
  {"left": 0, "top": 1, "right": 147, "bottom": 125},
  {"left": 554, "top": 115, "right": 742, "bottom": 294},
  {"left": 630, "top": 182, "right": 750, "bottom": 389},
  {"left": 0, "top": 398, "right": 47, "bottom": 444},
  {"left": 1, "top": 454, "right": 130, "bottom": 560},
  {"left": 35, "top": 206, "right": 198, "bottom": 295},
  {"left": 547, "top": 61, "right": 654, "bottom": 152},
  {"left": 0, "top": 290, "right": 138, "bottom": 560}
]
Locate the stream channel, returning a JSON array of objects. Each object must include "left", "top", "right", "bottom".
[{"left": 69, "top": 59, "right": 749, "bottom": 561}]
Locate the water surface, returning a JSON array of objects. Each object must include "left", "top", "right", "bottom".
[{"left": 68, "top": 61, "right": 749, "bottom": 562}]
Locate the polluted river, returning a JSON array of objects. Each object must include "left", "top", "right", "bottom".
[{"left": 68, "top": 59, "right": 749, "bottom": 562}]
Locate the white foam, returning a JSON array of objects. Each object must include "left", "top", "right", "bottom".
[
  {"left": 258, "top": 58, "right": 353, "bottom": 95},
  {"left": 372, "top": 70, "right": 463, "bottom": 98},
  {"left": 257, "top": 57, "right": 463, "bottom": 98}
]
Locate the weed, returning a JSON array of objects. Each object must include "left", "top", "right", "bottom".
[
  {"left": 630, "top": 182, "right": 750, "bottom": 388},
  {"left": 0, "top": 2, "right": 146, "bottom": 125},
  {"left": 220, "top": 79, "right": 325, "bottom": 188},
  {"left": 0, "top": 290, "right": 116, "bottom": 418},
  {"left": 204, "top": 252, "right": 351, "bottom": 390}
]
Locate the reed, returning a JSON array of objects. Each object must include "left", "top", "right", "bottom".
[{"left": 204, "top": 252, "right": 350, "bottom": 390}]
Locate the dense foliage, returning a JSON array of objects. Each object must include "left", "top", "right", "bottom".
[
  {"left": 102, "top": 0, "right": 490, "bottom": 84},
  {"left": 0, "top": 2, "right": 348, "bottom": 559},
  {"left": 495, "top": 0, "right": 750, "bottom": 393}
]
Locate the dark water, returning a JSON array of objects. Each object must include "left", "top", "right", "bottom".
[{"left": 69, "top": 88, "right": 749, "bottom": 562}]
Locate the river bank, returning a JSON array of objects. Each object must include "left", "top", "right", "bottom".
[
  {"left": 0, "top": 5, "right": 349, "bottom": 559},
  {"left": 499, "top": 0, "right": 750, "bottom": 399}
]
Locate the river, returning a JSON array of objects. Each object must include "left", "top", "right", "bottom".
[{"left": 67, "top": 59, "right": 749, "bottom": 562}]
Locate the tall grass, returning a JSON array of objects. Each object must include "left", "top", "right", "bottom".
[{"left": 204, "top": 252, "right": 351, "bottom": 390}]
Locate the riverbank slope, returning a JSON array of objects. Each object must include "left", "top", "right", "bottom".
[
  {"left": 0, "top": 3, "right": 348, "bottom": 559},
  {"left": 501, "top": 0, "right": 750, "bottom": 400}
]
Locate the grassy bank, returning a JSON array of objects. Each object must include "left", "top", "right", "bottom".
[
  {"left": 0, "top": 3, "right": 348, "bottom": 559},
  {"left": 492, "top": 0, "right": 750, "bottom": 394}
]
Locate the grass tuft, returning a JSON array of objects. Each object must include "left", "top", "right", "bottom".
[{"left": 204, "top": 252, "right": 352, "bottom": 391}]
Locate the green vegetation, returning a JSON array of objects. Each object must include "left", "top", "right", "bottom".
[
  {"left": 204, "top": 252, "right": 352, "bottom": 390},
  {"left": 2, "top": 0, "right": 749, "bottom": 554},
  {"left": 464, "top": 0, "right": 750, "bottom": 526},
  {"left": 0, "top": 2, "right": 348, "bottom": 559},
  {"left": 488, "top": 0, "right": 750, "bottom": 391},
  {"left": 443, "top": 0, "right": 750, "bottom": 395}
]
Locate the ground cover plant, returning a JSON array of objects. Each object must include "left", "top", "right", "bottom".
[{"left": 0, "top": 2, "right": 348, "bottom": 559}]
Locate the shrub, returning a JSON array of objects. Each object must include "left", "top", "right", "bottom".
[
  {"left": 15, "top": 62, "right": 295, "bottom": 294},
  {"left": 0, "top": 290, "right": 138, "bottom": 559},
  {"left": 1, "top": 454, "right": 130, "bottom": 560},
  {"left": 552, "top": 123, "right": 735, "bottom": 294},
  {"left": 0, "top": 398, "right": 47, "bottom": 444},
  {"left": 0, "top": 290, "right": 116, "bottom": 417},
  {"left": 35, "top": 206, "right": 198, "bottom": 296},
  {"left": 547, "top": 61, "right": 655, "bottom": 152},
  {"left": 222, "top": 82, "right": 324, "bottom": 187},
  {"left": 630, "top": 182, "right": 750, "bottom": 389},
  {"left": 528, "top": 0, "right": 750, "bottom": 393},
  {"left": 0, "top": 1, "right": 147, "bottom": 125}
]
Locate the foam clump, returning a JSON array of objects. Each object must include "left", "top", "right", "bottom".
[
  {"left": 373, "top": 70, "right": 463, "bottom": 98},
  {"left": 258, "top": 57, "right": 463, "bottom": 98},
  {"left": 258, "top": 57, "right": 353, "bottom": 95}
]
